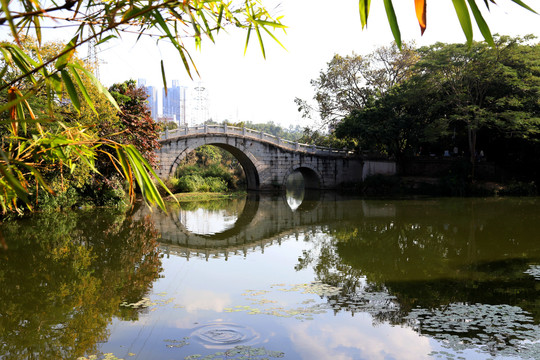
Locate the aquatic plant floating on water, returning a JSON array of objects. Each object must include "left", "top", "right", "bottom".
[
  {"left": 405, "top": 303, "right": 540, "bottom": 358},
  {"left": 184, "top": 345, "right": 284, "bottom": 359},
  {"left": 120, "top": 296, "right": 175, "bottom": 309},
  {"left": 77, "top": 353, "right": 125, "bottom": 360},
  {"left": 524, "top": 264, "right": 540, "bottom": 280}
]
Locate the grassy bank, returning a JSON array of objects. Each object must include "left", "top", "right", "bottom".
[{"left": 165, "top": 191, "right": 247, "bottom": 203}]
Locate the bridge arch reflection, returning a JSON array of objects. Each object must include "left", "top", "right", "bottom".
[{"left": 135, "top": 193, "right": 351, "bottom": 260}]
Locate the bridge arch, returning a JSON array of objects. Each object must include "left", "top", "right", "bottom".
[
  {"left": 168, "top": 141, "right": 260, "bottom": 191},
  {"left": 283, "top": 165, "right": 323, "bottom": 190}
]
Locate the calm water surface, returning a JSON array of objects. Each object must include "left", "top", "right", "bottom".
[{"left": 1, "top": 193, "right": 540, "bottom": 360}]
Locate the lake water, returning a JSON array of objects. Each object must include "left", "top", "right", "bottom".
[{"left": 1, "top": 192, "right": 540, "bottom": 360}]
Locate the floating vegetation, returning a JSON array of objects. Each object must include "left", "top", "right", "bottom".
[
  {"left": 274, "top": 281, "right": 342, "bottom": 297},
  {"left": 120, "top": 296, "right": 175, "bottom": 309},
  {"left": 222, "top": 282, "right": 399, "bottom": 321},
  {"left": 77, "top": 353, "right": 124, "bottom": 360},
  {"left": 405, "top": 303, "right": 540, "bottom": 358},
  {"left": 524, "top": 264, "right": 540, "bottom": 280},
  {"left": 184, "top": 345, "right": 284, "bottom": 359},
  {"left": 164, "top": 337, "right": 190, "bottom": 348},
  {"left": 120, "top": 297, "right": 153, "bottom": 309}
]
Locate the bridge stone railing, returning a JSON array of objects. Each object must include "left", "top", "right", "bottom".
[{"left": 160, "top": 124, "right": 353, "bottom": 156}]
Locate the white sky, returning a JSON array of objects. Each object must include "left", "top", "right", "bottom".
[{"left": 5, "top": 0, "right": 540, "bottom": 128}]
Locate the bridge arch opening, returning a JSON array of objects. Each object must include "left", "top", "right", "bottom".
[
  {"left": 171, "top": 144, "right": 260, "bottom": 191},
  {"left": 284, "top": 168, "right": 322, "bottom": 212}
]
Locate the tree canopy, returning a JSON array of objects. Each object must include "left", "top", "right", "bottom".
[{"left": 331, "top": 36, "right": 540, "bottom": 180}]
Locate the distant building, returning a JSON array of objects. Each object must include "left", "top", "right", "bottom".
[
  {"left": 192, "top": 82, "right": 209, "bottom": 126},
  {"left": 163, "top": 80, "right": 188, "bottom": 126},
  {"left": 137, "top": 79, "right": 159, "bottom": 120}
]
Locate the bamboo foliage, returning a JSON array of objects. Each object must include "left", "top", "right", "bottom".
[
  {"left": 0, "top": 0, "right": 286, "bottom": 213},
  {"left": 359, "top": 0, "right": 537, "bottom": 49}
]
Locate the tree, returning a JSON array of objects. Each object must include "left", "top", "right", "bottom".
[
  {"left": 0, "top": 0, "right": 285, "bottom": 214},
  {"left": 108, "top": 80, "right": 161, "bottom": 167},
  {"left": 296, "top": 43, "right": 418, "bottom": 128},
  {"left": 334, "top": 79, "right": 440, "bottom": 163},
  {"left": 414, "top": 36, "right": 540, "bottom": 176}
]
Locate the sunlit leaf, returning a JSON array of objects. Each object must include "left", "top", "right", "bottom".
[
  {"left": 359, "top": 0, "right": 372, "bottom": 29},
  {"left": 509, "top": 0, "right": 538, "bottom": 14},
  {"left": 0, "top": 0, "right": 19, "bottom": 44},
  {"left": 466, "top": 0, "right": 494, "bottom": 46},
  {"left": 61, "top": 70, "right": 81, "bottom": 112},
  {"left": 55, "top": 35, "right": 79, "bottom": 70},
  {"left": 415, "top": 0, "right": 427, "bottom": 35},
  {"left": 71, "top": 63, "right": 120, "bottom": 112},
  {"left": 452, "top": 0, "right": 473, "bottom": 45},
  {"left": 383, "top": 0, "right": 402, "bottom": 49},
  {"left": 161, "top": 60, "right": 168, "bottom": 97},
  {"left": 68, "top": 65, "right": 97, "bottom": 114}
]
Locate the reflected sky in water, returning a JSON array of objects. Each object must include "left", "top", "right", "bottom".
[
  {"left": 180, "top": 208, "right": 239, "bottom": 235},
  {"left": 1, "top": 196, "right": 540, "bottom": 359}
]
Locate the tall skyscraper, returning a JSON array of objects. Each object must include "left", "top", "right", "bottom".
[
  {"left": 137, "top": 79, "right": 159, "bottom": 120},
  {"left": 192, "top": 82, "right": 209, "bottom": 126},
  {"left": 163, "top": 80, "right": 188, "bottom": 126}
]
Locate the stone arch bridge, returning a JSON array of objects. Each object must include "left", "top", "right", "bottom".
[{"left": 157, "top": 125, "right": 395, "bottom": 190}]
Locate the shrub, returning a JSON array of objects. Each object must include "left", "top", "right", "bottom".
[
  {"left": 203, "top": 177, "right": 228, "bottom": 192},
  {"left": 175, "top": 174, "right": 205, "bottom": 192}
]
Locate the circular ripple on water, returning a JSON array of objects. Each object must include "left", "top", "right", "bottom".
[{"left": 191, "top": 323, "right": 259, "bottom": 347}]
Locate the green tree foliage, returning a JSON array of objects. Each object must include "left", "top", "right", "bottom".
[
  {"left": 334, "top": 78, "right": 441, "bottom": 161},
  {"left": 332, "top": 36, "right": 540, "bottom": 180},
  {"left": 415, "top": 36, "right": 540, "bottom": 168},
  {"left": 296, "top": 43, "right": 418, "bottom": 127}
]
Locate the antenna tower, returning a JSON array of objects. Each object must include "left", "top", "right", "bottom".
[{"left": 87, "top": 30, "right": 100, "bottom": 80}]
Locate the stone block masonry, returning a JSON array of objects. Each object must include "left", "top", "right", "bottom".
[{"left": 157, "top": 125, "right": 393, "bottom": 190}]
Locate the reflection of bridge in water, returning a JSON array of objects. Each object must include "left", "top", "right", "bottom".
[{"left": 134, "top": 193, "right": 396, "bottom": 260}]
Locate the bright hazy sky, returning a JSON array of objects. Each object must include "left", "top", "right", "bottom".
[{"left": 6, "top": 0, "right": 540, "bottom": 128}]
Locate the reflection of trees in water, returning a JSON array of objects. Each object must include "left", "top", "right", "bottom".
[
  {"left": 295, "top": 198, "right": 540, "bottom": 356},
  {"left": 0, "top": 209, "right": 162, "bottom": 360}
]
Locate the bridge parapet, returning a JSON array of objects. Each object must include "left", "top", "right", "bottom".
[{"left": 161, "top": 124, "right": 353, "bottom": 156}]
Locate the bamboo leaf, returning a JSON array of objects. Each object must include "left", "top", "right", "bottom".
[
  {"left": 0, "top": 0, "right": 19, "bottom": 44},
  {"left": 161, "top": 60, "right": 168, "bottom": 96},
  {"left": 415, "top": 0, "right": 427, "bottom": 35},
  {"left": 177, "top": 46, "right": 194, "bottom": 79},
  {"left": 55, "top": 35, "right": 79, "bottom": 70},
  {"left": 68, "top": 65, "right": 97, "bottom": 114},
  {"left": 244, "top": 26, "right": 252, "bottom": 56},
  {"left": 466, "top": 0, "right": 494, "bottom": 46},
  {"left": 509, "top": 0, "right": 538, "bottom": 14},
  {"left": 96, "top": 35, "right": 117, "bottom": 45},
  {"left": 71, "top": 63, "right": 120, "bottom": 112},
  {"left": 0, "top": 154, "right": 30, "bottom": 204},
  {"left": 34, "top": 15, "right": 42, "bottom": 45},
  {"left": 383, "top": 0, "right": 402, "bottom": 49},
  {"left": 261, "top": 26, "right": 287, "bottom": 51},
  {"left": 254, "top": 24, "right": 266, "bottom": 59},
  {"left": 217, "top": 4, "right": 225, "bottom": 33},
  {"left": 452, "top": 0, "right": 473, "bottom": 45},
  {"left": 61, "top": 70, "right": 81, "bottom": 112},
  {"left": 359, "top": 0, "right": 371, "bottom": 29}
]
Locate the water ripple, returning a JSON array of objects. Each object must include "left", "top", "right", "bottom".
[{"left": 191, "top": 323, "right": 259, "bottom": 348}]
